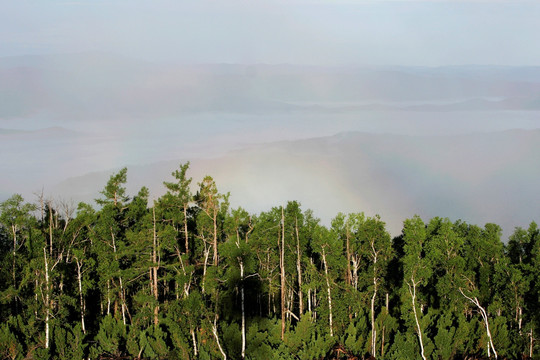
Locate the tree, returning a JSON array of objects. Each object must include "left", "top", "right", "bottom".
[
  {"left": 460, "top": 223, "right": 506, "bottom": 359},
  {"left": 312, "top": 222, "right": 342, "bottom": 338},
  {"left": 222, "top": 207, "right": 256, "bottom": 359},
  {"left": 401, "top": 215, "right": 432, "bottom": 360},
  {"left": 359, "top": 215, "right": 393, "bottom": 358},
  {"left": 94, "top": 167, "right": 130, "bottom": 324},
  {"left": 507, "top": 222, "right": 540, "bottom": 358},
  {"left": 162, "top": 162, "right": 193, "bottom": 258},
  {"left": 0, "top": 194, "right": 36, "bottom": 315},
  {"left": 423, "top": 218, "right": 468, "bottom": 359}
]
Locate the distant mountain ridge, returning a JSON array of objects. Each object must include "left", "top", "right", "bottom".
[
  {"left": 50, "top": 129, "right": 540, "bottom": 239},
  {"left": 3, "top": 53, "right": 540, "bottom": 119}
]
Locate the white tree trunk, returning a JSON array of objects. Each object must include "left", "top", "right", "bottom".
[
  {"left": 191, "top": 327, "right": 198, "bottom": 357},
  {"left": 202, "top": 247, "right": 210, "bottom": 294},
  {"left": 529, "top": 328, "right": 534, "bottom": 359},
  {"left": 280, "top": 207, "right": 286, "bottom": 340},
  {"left": 213, "top": 208, "right": 218, "bottom": 266},
  {"left": 321, "top": 248, "right": 333, "bottom": 337},
  {"left": 119, "top": 276, "right": 126, "bottom": 325},
  {"left": 44, "top": 247, "right": 50, "bottom": 349},
  {"left": 370, "top": 241, "right": 379, "bottom": 358},
  {"left": 345, "top": 224, "right": 351, "bottom": 286},
  {"left": 212, "top": 315, "right": 227, "bottom": 360},
  {"left": 459, "top": 289, "right": 498, "bottom": 359},
  {"left": 307, "top": 288, "right": 311, "bottom": 313},
  {"left": 12, "top": 225, "right": 17, "bottom": 291},
  {"left": 240, "top": 260, "right": 246, "bottom": 360},
  {"left": 184, "top": 205, "right": 189, "bottom": 257},
  {"left": 371, "top": 278, "right": 378, "bottom": 357},
  {"left": 408, "top": 277, "right": 426, "bottom": 360},
  {"left": 107, "top": 279, "right": 111, "bottom": 315},
  {"left": 352, "top": 257, "right": 359, "bottom": 291},
  {"left": 76, "top": 259, "right": 86, "bottom": 334},
  {"left": 295, "top": 217, "right": 303, "bottom": 316},
  {"left": 152, "top": 206, "right": 159, "bottom": 326}
]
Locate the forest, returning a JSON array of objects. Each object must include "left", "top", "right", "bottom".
[{"left": 0, "top": 163, "right": 538, "bottom": 360}]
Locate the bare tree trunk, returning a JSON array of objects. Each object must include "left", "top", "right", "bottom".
[
  {"left": 345, "top": 223, "right": 351, "bottom": 286},
  {"left": 184, "top": 204, "right": 189, "bottom": 258},
  {"left": 213, "top": 208, "right": 218, "bottom": 266},
  {"left": 409, "top": 277, "right": 426, "bottom": 360},
  {"left": 280, "top": 207, "right": 286, "bottom": 340},
  {"left": 107, "top": 279, "right": 111, "bottom": 315},
  {"left": 202, "top": 246, "right": 210, "bottom": 294},
  {"left": 459, "top": 289, "right": 498, "bottom": 359},
  {"left": 313, "top": 287, "right": 317, "bottom": 321},
  {"left": 345, "top": 223, "right": 353, "bottom": 321},
  {"left": 152, "top": 206, "right": 159, "bottom": 326},
  {"left": 307, "top": 288, "right": 311, "bottom": 314},
  {"left": 76, "top": 259, "right": 86, "bottom": 334},
  {"left": 370, "top": 241, "right": 379, "bottom": 357},
  {"left": 48, "top": 205, "right": 54, "bottom": 256},
  {"left": 212, "top": 315, "right": 227, "bottom": 360},
  {"left": 295, "top": 217, "right": 304, "bottom": 316},
  {"left": 35, "top": 276, "right": 39, "bottom": 317},
  {"left": 239, "top": 259, "right": 246, "bottom": 360},
  {"left": 321, "top": 248, "right": 333, "bottom": 337},
  {"left": 371, "top": 278, "right": 378, "bottom": 357},
  {"left": 352, "top": 256, "right": 359, "bottom": 290},
  {"left": 191, "top": 327, "right": 198, "bottom": 357},
  {"left": 119, "top": 276, "right": 127, "bottom": 325},
  {"left": 44, "top": 247, "right": 50, "bottom": 349},
  {"left": 529, "top": 328, "right": 534, "bottom": 359},
  {"left": 11, "top": 225, "right": 17, "bottom": 313}
]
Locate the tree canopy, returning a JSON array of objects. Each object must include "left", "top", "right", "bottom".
[{"left": 0, "top": 164, "right": 538, "bottom": 360}]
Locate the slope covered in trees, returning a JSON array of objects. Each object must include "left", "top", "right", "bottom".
[{"left": 0, "top": 164, "right": 538, "bottom": 360}]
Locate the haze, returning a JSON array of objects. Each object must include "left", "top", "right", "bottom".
[
  {"left": 1, "top": 1, "right": 540, "bottom": 237},
  {"left": 3, "top": 1, "right": 540, "bottom": 66}
]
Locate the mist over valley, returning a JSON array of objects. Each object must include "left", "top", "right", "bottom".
[{"left": 1, "top": 53, "right": 539, "bottom": 238}]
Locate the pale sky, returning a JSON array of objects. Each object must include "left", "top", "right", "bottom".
[{"left": 2, "top": 0, "right": 540, "bottom": 66}]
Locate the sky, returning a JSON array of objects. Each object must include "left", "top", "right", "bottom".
[{"left": 2, "top": 0, "right": 540, "bottom": 66}]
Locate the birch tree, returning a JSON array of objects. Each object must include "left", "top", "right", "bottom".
[
  {"left": 402, "top": 215, "right": 432, "bottom": 360},
  {"left": 312, "top": 222, "right": 343, "bottom": 338},
  {"left": 0, "top": 194, "right": 36, "bottom": 315},
  {"left": 360, "top": 215, "right": 393, "bottom": 358}
]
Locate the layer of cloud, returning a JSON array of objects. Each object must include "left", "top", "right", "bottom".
[{"left": 2, "top": 1, "right": 540, "bottom": 65}]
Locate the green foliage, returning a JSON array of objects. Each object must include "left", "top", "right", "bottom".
[
  {"left": 126, "top": 325, "right": 169, "bottom": 359},
  {"left": 387, "top": 331, "right": 421, "bottom": 360},
  {"left": 343, "top": 311, "right": 369, "bottom": 356},
  {"left": 433, "top": 312, "right": 460, "bottom": 360},
  {"left": 95, "top": 167, "right": 129, "bottom": 206},
  {"left": 52, "top": 324, "right": 86, "bottom": 360},
  {"left": 0, "top": 322, "right": 22, "bottom": 360},
  {"left": 285, "top": 314, "right": 334, "bottom": 360},
  {"left": 90, "top": 315, "right": 127, "bottom": 358},
  {"left": 0, "top": 166, "right": 539, "bottom": 360},
  {"left": 245, "top": 319, "right": 278, "bottom": 360}
]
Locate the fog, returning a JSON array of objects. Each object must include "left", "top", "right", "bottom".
[
  {"left": 2, "top": 58, "right": 540, "bottom": 238},
  {"left": 2, "top": 1, "right": 540, "bottom": 238}
]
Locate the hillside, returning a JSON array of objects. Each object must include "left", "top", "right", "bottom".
[{"left": 51, "top": 130, "right": 540, "bottom": 238}]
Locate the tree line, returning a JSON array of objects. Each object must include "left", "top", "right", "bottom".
[{"left": 0, "top": 163, "right": 538, "bottom": 360}]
